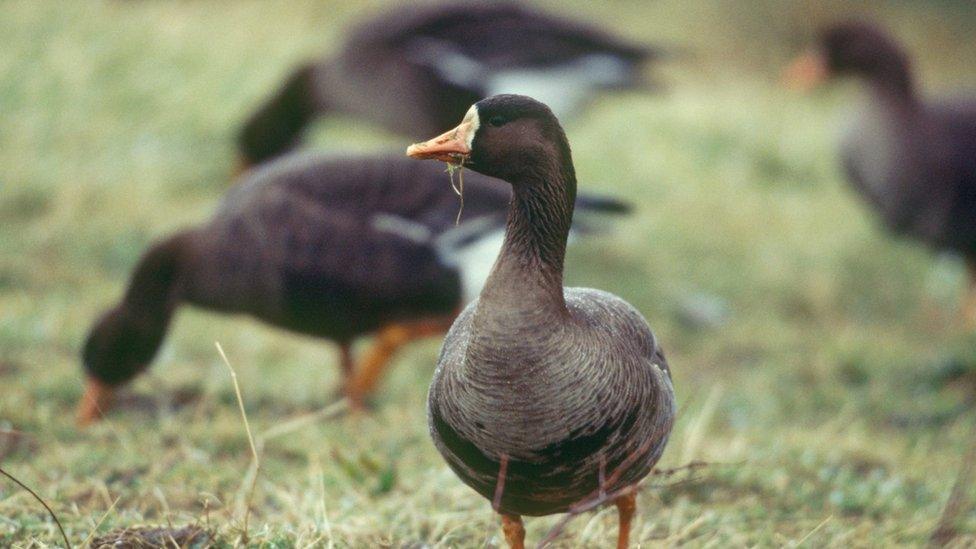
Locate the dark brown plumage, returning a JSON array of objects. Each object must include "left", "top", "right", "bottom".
[
  {"left": 409, "top": 95, "right": 675, "bottom": 548},
  {"left": 237, "top": 1, "right": 662, "bottom": 166},
  {"left": 77, "top": 153, "right": 630, "bottom": 425},
  {"left": 788, "top": 21, "right": 976, "bottom": 322}
]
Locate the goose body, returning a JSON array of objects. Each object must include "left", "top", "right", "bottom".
[
  {"left": 78, "top": 153, "right": 629, "bottom": 424},
  {"left": 793, "top": 22, "right": 976, "bottom": 256},
  {"left": 429, "top": 287, "right": 673, "bottom": 516},
  {"left": 238, "top": 2, "right": 660, "bottom": 166},
  {"left": 840, "top": 89, "right": 976, "bottom": 251},
  {"left": 408, "top": 95, "right": 674, "bottom": 547}
]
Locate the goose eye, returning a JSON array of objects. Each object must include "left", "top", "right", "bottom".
[{"left": 488, "top": 116, "right": 507, "bottom": 127}]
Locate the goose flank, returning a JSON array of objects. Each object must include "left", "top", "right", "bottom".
[
  {"left": 77, "top": 153, "right": 630, "bottom": 425},
  {"left": 408, "top": 94, "right": 675, "bottom": 548}
]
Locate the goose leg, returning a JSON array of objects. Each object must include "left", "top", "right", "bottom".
[
  {"left": 338, "top": 343, "right": 354, "bottom": 377},
  {"left": 344, "top": 317, "right": 453, "bottom": 407},
  {"left": 962, "top": 258, "right": 976, "bottom": 329},
  {"left": 615, "top": 491, "right": 637, "bottom": 549},
  {"left": 501, "top": 514, "right": 525, "bottom": 549},
  {"left": 76, "top": 377, "right": 115, "bottom": 427}
]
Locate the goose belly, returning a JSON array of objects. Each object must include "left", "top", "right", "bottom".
[
  {"left": 841, "top": 107, "right": 902, "bottom": 204},
  {"left": 429, "top": 395, "right": 669, "bottom": 516},
  {"left": 427, "top": 349, "right": 673, "bottom": 516}
]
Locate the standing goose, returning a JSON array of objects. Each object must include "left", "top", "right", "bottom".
[
  {"left": 238, "top": 1, "right": 664, "bottom": 168},
  {"left": 407, "top": 95, "right": 675, "bottom": 548},
  {"left": 786, "top": 21, "right": 976, "bottom": 323},
  {"left": 77, "top": 153, "right": 629, "bottom": 425}
]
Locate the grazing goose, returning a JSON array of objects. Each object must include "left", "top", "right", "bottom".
[
  {"left": 77, "top": 153, "right": 630, "bottom": 425},
  {"left": 408, "top": 95, "right": 675, "bottom": 548},
  {"left": 238, "top": 1, "right": 663, "bottom": 167},
  {"left": 786, "top": 21, "right": 976, "bottom": 323}
]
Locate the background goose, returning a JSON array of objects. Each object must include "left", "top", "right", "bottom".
[
  {"left": 237, "top": 1, "right": 664, "bottom": 168},
  {"left": 77, "top": 153, "right": 630, "bottom": 425},
  {"left": 786, "top": 21, "right": 976, "bottom": 324},
  {"left": 787, "top": 21, "right": 976, "bottom": 543},
  {"left": 408, "top": 95, "right": 675, "bottom": 548}
]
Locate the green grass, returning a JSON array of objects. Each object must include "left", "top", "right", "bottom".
[{"left": 2, "top": 0, "right": 976, "bottom": 546}]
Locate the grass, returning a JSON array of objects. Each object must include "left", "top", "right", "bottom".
[{"left": 2, "top": 0, "right": 976, "bottom": 546}]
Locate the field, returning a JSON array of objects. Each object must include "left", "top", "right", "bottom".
[{"left": 3, "top": 1, "right": 976, "bottom": 546}]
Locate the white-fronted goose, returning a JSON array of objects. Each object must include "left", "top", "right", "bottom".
[
  {"left": 237, "top": 1, "right": 663, "bottom": 167},
  {"left": 77, "top": 153, "right": 630, "bottom": 425},
  {"left": 407, "top": 95, "right": 675, "bottom": 548},
  {"left": 787, "top": 21, "right": 976, "bottom": 323}
]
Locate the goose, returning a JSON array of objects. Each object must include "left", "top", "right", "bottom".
[
  {"left": 787, "top": 21, "right": 976, "bottom": 543},
  {"left": 77, "top": 153, "right": 630, "bottom": 425},
  {"left": 786, "top": 21, "right": 976, "bottom": 324},
  {"left": 237, "top": 1, "right": 664, "bottom": 168},
  {"left": 407, "top": 94, "right": 675, "bottom": 548}
]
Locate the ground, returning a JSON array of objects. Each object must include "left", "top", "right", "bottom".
[{"left": 2, "top": 1, "right": 976, "bottom": 547}]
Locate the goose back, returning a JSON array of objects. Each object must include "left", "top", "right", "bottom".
[
  {"left": 238, "top": 2, "right": 659, "bottom": 164},
  {"left": 185, "top": 155, "right": 511, "bottom": 339}
]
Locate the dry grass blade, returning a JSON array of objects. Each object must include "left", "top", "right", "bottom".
[
  {"left": 930, "top": 417, "right": 976, "bottom": 546},
  {"left": 259, "top": 398, "right": 350, "bottom": 444},
  {"left": 0, "top": 465, "right": 71, "bottom": 548},
  {"left": 536, "top": 485, "right": 636, "bottom": 549},
  {"left": 88, "top": 525, "right": 210, "bottom": 548},
  {"left": 649, "top": 460, "right": 713, "bottom": 478},
  {"left": 215, "top": 341, "right": 260, "bottom": 546},
  {"left": 793, "top": 514, "right": 832, "bottom": 547},
  {"left": 445, "top": 160, "right": 466, "bottom": 224},
  {"left": 535, "top": 459, "right": 716, "bottom": 548},
  {"left": 79, "top": 495, "right": 120, "bottom": 548}
]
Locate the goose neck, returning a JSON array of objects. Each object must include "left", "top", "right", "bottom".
[{"left": 477, "top": 166, "right": 576, "bottom": 317}]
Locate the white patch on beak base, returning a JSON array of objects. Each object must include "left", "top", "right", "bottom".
[{"left": 461, "top": 105, "right": 480, "bottom": 150}]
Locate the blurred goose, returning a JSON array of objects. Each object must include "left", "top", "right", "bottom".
[
  {"left": 237, "top": 1, "right": 664, "bottom": 167},
  {"left": 408, "top": 95, "right": 675, "bottom": 548},
  {"left": 786, "top": 21, "right": 976, "bottom": 324},
  {"left": 77, "top": 153, "right": 630, "bottom": 425}
]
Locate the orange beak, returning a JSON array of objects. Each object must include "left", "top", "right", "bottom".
[
  {"left": 783, "top": 51, "right": 829, "bottom": 91},
  {"left": 76, "top": 377, "right": 114, "bottom": 427},
  {"left": 406, "top": 120, "right": 474, "bottom": 163}
]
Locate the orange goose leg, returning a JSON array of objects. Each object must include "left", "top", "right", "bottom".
[
  {"left": 344, "top": 317, "right": 454, "bottom": 407},
  {"left": 76, "top": 377, "right": 115, "bottom": 427},
  {"left": 338, "top": 343, "right": 354, "bottom": 377},
  {"left": 962, "top": 258, "right": 976, "bottom": 330},
  {"left": 615, "top": 491, "right": 637, "bottom": 549},
  {"left": 501, "top": 514, "right": 525, "bottom": 549}
]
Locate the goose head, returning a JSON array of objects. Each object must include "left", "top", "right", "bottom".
[
  {"left": 785, "top": 21, "right": 913, "bottom": 93},
  {"left": 407, "top": 94, "right": 572, "bottom": 186}
]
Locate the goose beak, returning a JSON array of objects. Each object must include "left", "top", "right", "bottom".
[
  {"left": 783, "top": 51, "right": 828, "bottom": 91},
  {"left": 406, "top": 121, "right": 474, "bottom": 163}
]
